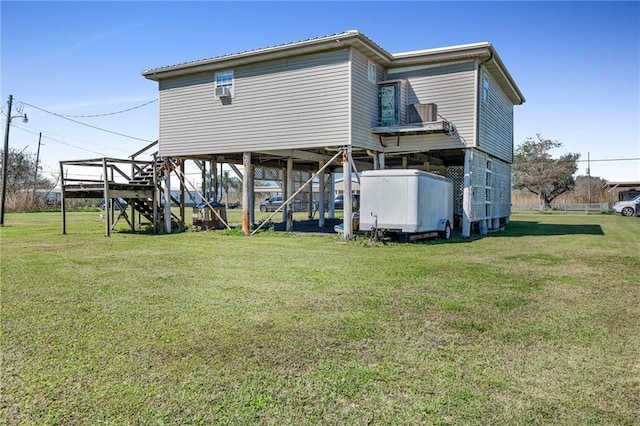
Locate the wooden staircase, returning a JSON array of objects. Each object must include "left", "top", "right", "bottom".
[{"left": 124, "top": 161, "right": 184, "bottom": 231}]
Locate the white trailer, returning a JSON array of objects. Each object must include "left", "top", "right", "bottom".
[{"left": 358, "top": 169, "right": 453, "bottom": 240}]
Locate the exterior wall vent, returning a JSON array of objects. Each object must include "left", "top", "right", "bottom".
[{"left": 408, "top": 103, "right": 438, "bottom": 124}]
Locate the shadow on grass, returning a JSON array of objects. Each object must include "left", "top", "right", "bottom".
[
  {"left": 494, "top": 220, "right": 604, "bottom": 237},
  {"left": 116, "top": 219, "right": 603, "bottom": 241}
]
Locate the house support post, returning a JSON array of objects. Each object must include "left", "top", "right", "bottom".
[
  {"left": 129, "top": 201, "right": 135, "bottom": 232},
  {"left": 281, "top": 165, "right": 287, "bottom": 223},
  {"left": 218, "top": 156, "right": 226, "bottom": 201},
  {"left": 242, "top": 152, "right": 251, "bottom": 235},
  {"left": 307, "top": 171, "right": 314, "bottom": 219},
  {"left": 211, "top": 158, "right": 217, "bottom": 202},
  {"left": 179, "top": 160, "right": 186, "bottom": 224},
  {"left": 328, "top": 172, "right": 335, "bottom": 218},
  {"left": 102, "top": 158, "right": 110, "bottom": 237},
  {"left": 163, "top": 160, "right": 171, "bottom": 234},
  {"left": 199, "top": 160, "right": 207, "bottom": 221},
  {"left": 109, "top": 166, "right": 115, "bottom": 227},
  {"left": 402, "top": 156, "right": 408, "bottom": 169},
  {"left": 130, "top": 191, "right": 136, "bottom": 232},
  {"left": 60, "top": 162, "right": 66, "bottom": 235},
  {"left": 342, "top": 147, "right": 353, "bottom": 240},
  {"left": 153, "top": 154, "right": 159, "bottom": 234},
  {"left": 248, "top": 163, "right": 255, "bottom": 226},
  {"left": 318, "top": 161, "right": 325, "bottom": 228},
  {"left": 480, "top": 220, "right": 488, "bottom": 235},
  {"left": 378, "top": 152, "right": 385, "bottom": 170},
  {"left": 462, "top": 149, "right": 472, "bottom": 238},
  {"left": 286, "top": 156, "right": 293, "bottom": 231}
]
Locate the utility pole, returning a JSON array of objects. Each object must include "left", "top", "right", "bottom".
[
  {"left": 1, "top": 95, "right": 13, "bottom": 226},
  {"left": 587, "top": 152, "right": 591, "bottom": 207},
  {"left": 32, "top": 132, "right": 42, "bottom": 200},
  {"left": 1, "top": 94, "right": 28, "bottom": 225}
]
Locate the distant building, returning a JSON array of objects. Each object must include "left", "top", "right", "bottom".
[
  {"left": 334, "top": 177, "right": 360, "bottom": 195},
  {"left": 604, "top": 181, "right": 640, "bottom": 201}
]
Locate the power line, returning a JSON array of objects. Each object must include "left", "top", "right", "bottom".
[
  {"left": 12, "top": 122, "right": 131, "bottom": 155},
  {"left": 516, "top": 157, "right": 639, "bottom": 165},
  {"left": 12, "top": 124, "right": 110, "bottom": 157},
  {"left": 576, "top": 157, "right": 640, "bottom": 163},
  {"left": 21, "top": 101, "right": 155, "bottom": 143},
  {"left": 45, "top": 98, "right": 158, "bottom": 118}
]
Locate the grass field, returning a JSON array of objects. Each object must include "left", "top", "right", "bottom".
[{"left": 1, "top": 211, "right": 638, "bottom": 425}]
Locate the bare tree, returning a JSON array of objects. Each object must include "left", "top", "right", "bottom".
[
  {"left": 0, "top": 147, "right": 56, "bottom": 211},
  {"left": 572, "top": 175, "right": 610, "bottom": 204},
  {"left": 513, "top": 134, "right": 580, "bottom": 211}
]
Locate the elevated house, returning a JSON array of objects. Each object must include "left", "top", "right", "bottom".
[
  {"left": 141, "top": 30, "right": 524, "bottom": 237},
  {"left": 60, "top": 30, "right": 521, "bottom": 238}
]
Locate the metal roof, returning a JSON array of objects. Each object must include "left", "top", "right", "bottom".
[
  {"left": 142, "top": 30, "right": 392, "bottom": 80},
  {"left": 604, "top": 181, "right": 640, "bottom": 188},
  {"left": 142, "top": 30, "right": 525, "bottom": 105}
]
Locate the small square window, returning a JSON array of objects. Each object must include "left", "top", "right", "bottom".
[
  {"left": 216, "top": 71, "right": 233, "bottom": 88},
  {"left": 367, "top": 61, "right": 376, "bottom": 82}
]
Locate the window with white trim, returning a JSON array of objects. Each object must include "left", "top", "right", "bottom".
[
  {"left": 482, "top": 75, "right": 490, "bottom": 103},
  {"left": 379, "top": 82, "right": 400, "bottom": 126},
  {"left": 215, "top": 70, "right": 234, "bottom": 99},
  {"left": 367, "top": 61, "right": 376, "bottom": 82}
]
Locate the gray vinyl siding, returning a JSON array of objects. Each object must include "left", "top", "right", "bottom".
[
  {"left": 350, "top": 50, "right": 383, "bottom": 150},
  {"left": 382, "top": 61, "right": 476, "bottom": 154},
  {"left": 158, "top": 49, "right": 351, "bottom": 157},
  {"left": 478, "top": 68, "right": 514, "bottom": 163}
]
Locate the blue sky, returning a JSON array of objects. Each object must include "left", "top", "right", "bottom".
[{"left": 2, "top": 1, "right": 639, "bottom": 184}]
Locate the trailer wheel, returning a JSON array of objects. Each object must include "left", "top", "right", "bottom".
[
  {"left": 396, "top": 232, "right": 410, "bottom": 243},
  {"left": 439, "top": 221, "right": 451, "bottom": 240}
]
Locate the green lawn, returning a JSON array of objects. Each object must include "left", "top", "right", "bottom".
[{"left": 1, "top": 211, "right": 638, "bottom": 425}]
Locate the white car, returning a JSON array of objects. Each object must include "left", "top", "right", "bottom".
[{"left": 612, "top": 194, "right": 640, "bottom": 217}]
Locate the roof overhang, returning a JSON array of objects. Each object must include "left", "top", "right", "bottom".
[
  {"left": 142, "top": 30, "right": 393, "bottom": 81},
  {"left": 604, "top": 181, "right": 640, "bottom": 189},
  {"left": 390, "top": 42, "right": 525, "bottom": 105}
]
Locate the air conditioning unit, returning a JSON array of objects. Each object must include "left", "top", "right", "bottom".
[
  {"left": 407, "top": 103, "right": 438, "bottom": 124},
  {"left": 216, "top": 86, "right": 231, "bottom": 98}
]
